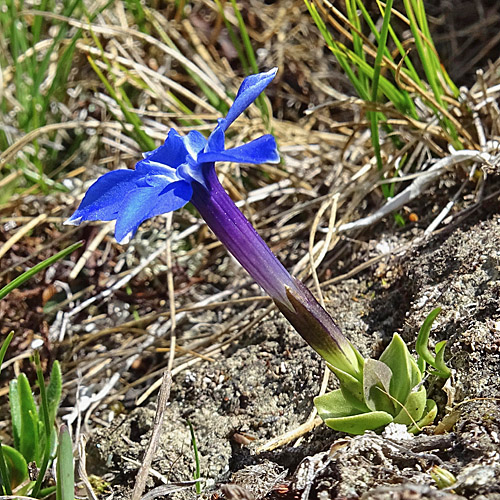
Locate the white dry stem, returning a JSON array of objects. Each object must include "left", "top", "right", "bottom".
[
  {"left": 64, "top": 372, "right": 121, "bottom": 426},
  {"left": 338, "top": 148, "right": 498, "bottom": 233}
]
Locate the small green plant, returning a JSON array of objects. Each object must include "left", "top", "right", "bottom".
[
  {"left": 416, "top": 307, "right": 451, "bottom": 378},
  {"left": 0, "top": 349, "right": 62, "bottom": 496},
  {"left": 315, "top": 307, "right": 449, "bottom": 434},
  {"left": 187, "top": 420, "right": 202, "bottom": 494},
  {"left": 431, "top": 465, "right": 457, "bottom": 489},
  {"left": 0, "top": 332, "right": 73, "bottom": 498}
]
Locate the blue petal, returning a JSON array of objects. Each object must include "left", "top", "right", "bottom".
[
  {"left": 138, "top": 129, "right": 189, "bottom": 170},
  {"left": 114, "top": 181, "right": 192, "bottom": 243},
  {"left": 66, "top": 169, "right": 138, "bottom": 224},
  {"left": 206, "top": 119, "right": 226, "bottom": 153},
  {"left": 198, "top": 135, "right": 280, "bottom": 165},
  {"left": 182, "top": 130, "right": 207, "bottom": 159},
  {"left": 222, "top": 68, "right": 277, "bottom": 131},
  {"left": 177, "top": 158, "right": 208, "bottom": 189},
  {"left": 148, "top": 181, "right": 193, "bottom": 219},
  {"left": 139, "top": 162, "right": 179, "bottom": 183}
]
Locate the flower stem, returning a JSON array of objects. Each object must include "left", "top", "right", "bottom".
[
  {"left": 191, "top": 164, "right": 298, "bottom": 306},
  {"left": 191, "top": 165, "right": 363, "bottom": 379}
]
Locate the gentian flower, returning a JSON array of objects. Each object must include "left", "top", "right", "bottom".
[{"left": 67, "top": 68, "right": 363, "bottom": 387}]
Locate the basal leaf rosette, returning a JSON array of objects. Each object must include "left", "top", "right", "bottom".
[{"left": 315, "top": 334, "right": 438, "bottom": 435}]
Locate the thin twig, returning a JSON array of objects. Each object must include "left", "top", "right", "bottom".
[
  {"left": 165, "top": 214, "right": 177, "bottom": 372},
  {"left": 257, "top": 417, "right": 324, "bottom": 452},
  {"left": 131, "top": 371, "right": 172, "bottom": 500}
]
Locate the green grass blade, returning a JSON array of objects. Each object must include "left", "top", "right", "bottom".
[
  {"left": 368, "top": 112, "right": 388, "bottom": 197},
  {"left": 360, "top": 0, "right": 422, "bottom": 110},
  {"left": 403, "top": 0, "right": 459, "bottom": 142},
  {"left": 187, "top": 420, "right": 201, "bottom": 494},
  {"left": 342, "top": 50, "right": 408, "bottom": 110},
  {"left": 56, "top": 426, "right": 74, "bottom": 500},
  {"left": 0, "top": 331, "right": 14, "bottom": 377},
  {"left": 368, "top": 0, "right": 393, "bottom": 197},
  {"left": 411, "top": 0, "right": 458, "bottom": 97},
  {"left": 371, "top": 0, "right": 393, "bottom": 102},
  {"left": 403, "top": 0, "right": 441, "bottom": 102},
  {"left": 229, "top": 0, "right": 258, "bottom": 73},
  {"left": 355, "top": 0, "right": 394, "bottom": 64},
  {"left": 32, "top": 0, "right": 50, "bottom": 46},
  {"left": 0, "top": 241, "right": 83, "bottom": 301},
  {"left": 345, "top": 0, "right": 368, "bottom": 92},
  {"left": 304, "top": 1, "right": 369, "bottom": 100},
  {"left": 383, "top": 19, "right": 423, "bottom": 88},
  {"left": 214, "top": 0, "right": 249, "bottom": 73}
]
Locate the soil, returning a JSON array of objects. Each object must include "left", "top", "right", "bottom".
[{"left": 86, "top": 201, "right": 500, "bottom": 499}]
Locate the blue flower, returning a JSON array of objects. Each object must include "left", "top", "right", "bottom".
[{"left": 67, "top": 68, "right": 280, "bottom": 243}]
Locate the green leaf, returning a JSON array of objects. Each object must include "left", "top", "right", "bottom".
[
  {"left": 379, "top": 333, "right": 421, "bottom": 406},
  {"left": 362, "top": 359, "right": 394, "bottom": 414},
  {"left": 16, "top": 374, "right": 40, "bottom": 464},
  {"left": 324, "top": 411, "right": 394, "bottom": 435},
  {"left": 409, "top": 398, "right": 438, "bottom": 433},
  {"left": 8, "top": 380, "right": 21, "bottom": 451},
  {"left": 393, "top": 385, "right": 427, "bottom": 425},
  {"left": 415, "top": 307, "right": 440, "bottom": 365},
  {"left": 433, "top": 340, "right": 450, "bottom": 378},
  {"left": 46, "top": 361, "right": 62, "bottom": 427},
  {"left": 0, "top": 445, "right": 28, "bottom": 489},
  {"left": 56, "top": 426, "right": 74, "bottom": 500},
  {"left": 327, "top": 363, "right": 366, "bottom": 410},
  {"left": 415, "top": 308, "right": 451, "bottom": 378},
  {"left": 315, "top": 389, "right": 365, "bottom": 420},
  {"left": 31, "top": 351, "right": 55, "bottom": 497},
  {"left": 0, "top": 444, "right": 10, "bottom": 495}
]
